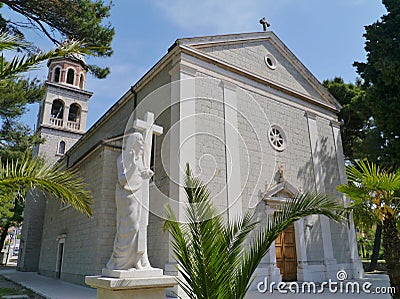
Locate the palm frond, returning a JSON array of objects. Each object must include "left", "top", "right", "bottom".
[
  {"left": 0, "top": 32, "right": 29, "bottom": 51},
  {"left": 234, "top": 192, "right": 344, "bottom": 298},
  {"left": 165, "top": 164, "right": 344, "bottom": 299},
  {"left": 338, "top": 160, "right": 400, "bottom": 217},
  {"left": 0, "top": 39, "right": 88, "bottom": 81},
  {"left": 0, "top": 158, "right": 92, "bottom": 216}
]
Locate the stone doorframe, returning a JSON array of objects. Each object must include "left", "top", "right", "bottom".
[
  {"left": 55, "top": 233, "right": 66, "bottom": 279},
  {"left": 250, "top": 178, "right": 315, "bottom": 289}
]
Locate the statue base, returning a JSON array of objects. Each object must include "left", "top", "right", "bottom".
[
  {"left": 101, "top": 268, "right": 163, "bottom": 278},
  {"left": 85, "top": 274, "right": 177, "bottom": 299}
]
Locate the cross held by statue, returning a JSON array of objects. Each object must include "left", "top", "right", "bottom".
[{"left": 133, "top": 112, "right": 163, "bottom": 168}]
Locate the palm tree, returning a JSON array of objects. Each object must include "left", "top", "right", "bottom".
[
  {"left": 164, "top": 165, "right": 345, "bottom": 299},
  {"left": 338, "top": 160, "right": 400, "bottom": 298},
  {"left": 351, "top": 193, "right": 382, "bottom": 271}
]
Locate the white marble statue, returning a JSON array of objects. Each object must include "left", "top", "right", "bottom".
[{"left": 106, "top": 132, "right": 154, "bottom": 270}]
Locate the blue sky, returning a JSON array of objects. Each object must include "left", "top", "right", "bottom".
[{"left": 5, "top": 1, "right": 386, "bottom": 129}]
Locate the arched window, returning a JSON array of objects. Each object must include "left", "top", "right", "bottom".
[
  {"left": 51, "top": 100, "right": 64, "bottom": 119},
  {"left": 58, "top": 141, "right": 66, "bottom": 155},
  {"left": 79, "top": 74, "right": 84, "bottom": 89},
  {"left": 54, "top": 67, "right": 61, "bottom": 83},
  {"left": 68, "top": 103, "right": 80, "bottom": 123},
  {"left": 66, "top": 69, "right": 75, "bottom": 85}
]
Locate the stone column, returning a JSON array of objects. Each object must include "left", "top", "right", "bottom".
[
  {"left": 305, "top": 112, "right": 338, "bottom": 280},
  {"left": 220, "top": 80, "right": 242, "bottom": 222},
  {"left": 330, "top": 121, "right": 363, "bottom": 279},
  {"left": 168, "top": 60, "right": 197, "bottom": 221},
  {"left": 165, "top": 60, "right": 197, "bottom": 297},
  {"left": 294, "top": 218, "right": 313, "bottom": 281},
  {"left": 43, "top": 100, "right": 52, "bottom": 125},
  {"left": 79, "top": 108, "right": 88, "bottom": 132},
  {"left": 63, "top": 105, "right": 70, "bottom": 128}
]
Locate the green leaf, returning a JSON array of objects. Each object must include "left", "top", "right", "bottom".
[{"left": 0, "top": 158, "right": 92, "bottom": 216}]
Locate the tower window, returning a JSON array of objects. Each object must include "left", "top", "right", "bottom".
[
  {"left": 79, "top": 74, "right": 84, "bottom": 89},
  {"left": 68, "top": 103, "right": 80, "bottom": 122},
  {"left": 54, "top": 67, "right": 61, "bottom": 83},
  {"left": 51, "top": 100, "right": 64, "bottom": 119},
  {"left": 58, "top": 141, "right": 66, "bottom": 155},
  {"left": 66, "top": 69, "right": 75, "bottom": 85}
]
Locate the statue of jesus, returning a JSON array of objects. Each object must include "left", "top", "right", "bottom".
[{"left": 106, "top": 132, "right": 154, "bottom": 270}]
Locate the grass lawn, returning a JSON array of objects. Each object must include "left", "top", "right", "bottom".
[
  {"left": 0, "top": 275, "right": 43, "bottom": 299},
  {"left": 0, "top": 287, "right": 38, "bottom": 297}
]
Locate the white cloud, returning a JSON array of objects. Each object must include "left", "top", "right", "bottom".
[{"left": 152, "top": 0, "right": 294, "bottom": 33}]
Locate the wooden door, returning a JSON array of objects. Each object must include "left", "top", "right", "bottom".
[{"left": 275, "top": 224, "right": 297, "bottom": 281}]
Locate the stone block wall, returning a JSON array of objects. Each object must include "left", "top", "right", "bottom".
[
  {"left": 38, "top": 146, "right": 104, "bottom": 285},
  {"left": 18, "top": 192, "right": 47, "bottom": 272},
  {"left": 38, "top": 128, "right": 82, "bottom": 164}
]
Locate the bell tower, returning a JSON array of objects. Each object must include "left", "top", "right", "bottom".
[
  {"left": 34, "top": 54, "right": 93, "bottom": 163},
  {"left": 18, "top": 55, "right": 93, "bottom": 272}
]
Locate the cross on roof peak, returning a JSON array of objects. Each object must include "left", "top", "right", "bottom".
[{"left": 259, "top": 17, "right": 270, "bottom": 32}]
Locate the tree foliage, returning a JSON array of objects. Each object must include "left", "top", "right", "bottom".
[
  {"left": 354, "top": 0, "right": 400, "bottom": 167},
  {"left": 0, "top": 0, "right": 114, "bottom": 78},
  {"left": 0, "top": 77, "right": 44, "bottom": 119},
  {"left": 0, "top": 76, "right": 44, "bottom": 162},
  {"left": 323, "top": 77, "right": 381, "bottom": 163},
  {"left": 165, "top": 165, "right": 344, "bottom": 299}
]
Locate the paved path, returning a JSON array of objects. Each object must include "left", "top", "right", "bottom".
[
  {"left": 0, "top": 270, "right": 95, "bottom": 299},
  {"left": 0, "top": 269, "right": 393, "bottom": 299}
]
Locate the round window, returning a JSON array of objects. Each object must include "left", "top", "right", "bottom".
[
  {"left": 268, "top": 125, "right": 286, "bottom": 151},
  {"left": 264, "top": 54, "right": 277, "bottom": 70}
]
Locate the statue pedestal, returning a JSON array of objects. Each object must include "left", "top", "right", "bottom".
[
  {"left": 85, "top": 270, "right": 177, "bottom": 299},
  {"left": 101, "top": 268, "right": 163, "bottom": 278}
]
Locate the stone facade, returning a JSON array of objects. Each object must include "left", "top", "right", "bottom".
[{"left": 20, "top": 31, "right": 363, "bottom": 288}]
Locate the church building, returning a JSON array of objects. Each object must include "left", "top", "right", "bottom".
[{"left": 18, "top": 30, "right": 363, "bottom": 288}]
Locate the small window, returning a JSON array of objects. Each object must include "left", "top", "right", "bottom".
[
  {"left": 58, "top": 141, "right": 66, "bottom": 155},
  {"left": 51, "top": 100, "right": 64, "bottom": 119},
  {"left": 264, "top": 54, "right": 277, "bottom": 70},
  {"left": 66, "top": 69, "right": 75, "bottom": 85},
  {"left": 54, "top": 67, "right": 61, "bottom": 83}
]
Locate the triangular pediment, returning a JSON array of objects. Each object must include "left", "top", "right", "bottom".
[
  {"left": 177, "top": 32, "right": 340, "bottom": 111},
  {"left": 265, "top": 180, "right": 300, "bottom": 199}
]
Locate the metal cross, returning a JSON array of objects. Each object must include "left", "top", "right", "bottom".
[{"left": 259, "top": 17, "right": 270, "bottom": 32}]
